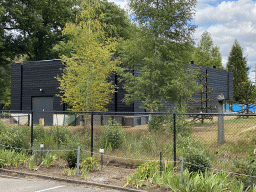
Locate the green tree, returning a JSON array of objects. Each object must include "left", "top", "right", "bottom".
[
  {"left": 54, "top": 0, "right": 136, "bottom": 58},
  {"left": 56, "top": 1, "right": 119, "bottom": 112},
  {"left": 81, "top": 0, "right": 132, "bottom": 40},
  {"left": 0, "top": 6, "right": 11, "bottom": 107},
  {"left": 227, "top": 39, "right": 249, "bottom": 102},
  {"left": 192, "top": 31, "right": 222, "bottom": 69},
  {"left": 236, "top": 80, "right": 256, "bottom": 115},
  {"left": 1, "top": 0, "right": 80, "bottom": 61},
  {"left": 118, "top": 0, "right": 198, "bottom": 111}
]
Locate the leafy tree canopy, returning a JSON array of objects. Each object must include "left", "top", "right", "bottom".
[
  {"left": 118, "top": 0, "right": 199, "bottom": 111},
  {"left": 0, "top": 6, "right": 11, "bottom": 105},
  {"left": 56, "top": 1, "right": 120, "bottom": 111},
  {"left": 55, "top": 0, "right": 136, "bottom": 58},
  {"left": 192, "top": 31, "right": 222, "bottom": 69},
  {"left": 227, "top": 39, "right": 249, "bottom": 102},
  {"left": 1, "top": 0, "right": 80, "bottom": 61},
  {"left": 236, "top": 80, "right": 256, "bottom": 115}
]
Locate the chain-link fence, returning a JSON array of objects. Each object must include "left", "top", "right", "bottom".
[
  {"left": 177, "top": 112, "right": 256, "bottom": 182},
  {"left": 1, "top": 110, "right": 256, "bottom": 179}
]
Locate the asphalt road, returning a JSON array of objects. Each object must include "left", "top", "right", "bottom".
[{"left": 0, "top": 176, "right": 121, "bottom": 192}]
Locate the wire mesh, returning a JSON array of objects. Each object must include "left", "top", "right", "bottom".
[{"left": 1, "top": 110, "right": 256, "bottom": 183}]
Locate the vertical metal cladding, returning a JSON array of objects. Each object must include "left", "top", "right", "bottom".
[
  {"left": 11, "top": 61, "right": 233, "bottom": 112},
  {"left": 11, "top": 63, "right": 22, "bottom": 110},
  {"left": 11, "top": 60, "right": 64, "bottom": 111}
]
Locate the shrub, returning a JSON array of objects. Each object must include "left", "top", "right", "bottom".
[
  {"left": 33, "top": 125, "right": 45, "bottom": 141},
  {"left": 232, "top": 158, "right": 256, "bottom": 185},
  {"left": 66, "top": 151, "right": 77, "bottom": 168},
  {"left": 140, "top": 134, "right": 155, "bottom": 153},
  {"left": 52, "top": 125, "right": 72, "bottom": 145},
  {"left": 99, "top": 120, "right": 124, "bottom": 150},
  {"left": 62, "top": 134, "right": 81, "bottom": 168},
  {"left": 182, "top": 148, "right": 211, "bottom": 173},
  {"left": 0, "top": 126, "right": 30, "bottom": 150},
  {"left": 148, "top": 115, "right": 165, "bottom": 132},
  {"left": 177, "top": 136, "right": 211, "bottom": 173}
]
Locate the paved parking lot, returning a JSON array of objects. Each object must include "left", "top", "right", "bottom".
[{"left": 0, "top": 176, "right": 121, "bottom": 192}]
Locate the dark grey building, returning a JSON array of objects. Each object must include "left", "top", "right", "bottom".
[{"left": 11, "top": 60, "right": 233, "bottom": 125}]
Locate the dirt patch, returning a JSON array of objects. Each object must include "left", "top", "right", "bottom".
[
  {"left": 7, "top": 164, "right": 133, "bottom": 186},
  {"left": 1, "top": 161, "right": 168, "bottom": 192}
]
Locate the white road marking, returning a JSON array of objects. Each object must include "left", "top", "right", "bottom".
[{"left": 35, "top": 185, "right": 64, "bottom": 192}]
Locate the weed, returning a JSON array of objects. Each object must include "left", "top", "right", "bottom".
[
  {"left": 81, "top": 169, "right": 89, "bottom": 180},
  {"left": 43, "top": 152, "right": 57, "bottom": 168},
  {"left": 58, "top": 157, "right": 63, "bottom": 166},
  {"left": 29, "top": 155, "right": 38, "bottom": 170},
  {"left": 63, "top": 167, "right": 77, "bottom": 176},
  {"left": 80, "top": 157, "right": 99, "bottom": 172}
]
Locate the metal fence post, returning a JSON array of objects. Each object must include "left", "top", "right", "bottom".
[
  {"left": 76, "top": 146, "right": 80, "bottom": 177},
  {"left": 217, "top": 94, "right": 225, "bottom": 144},
  {"left": 28, "top": 114, "right": 30, "bottom": 126},
  {"left": 180, "top": 156, "right": 184, "bottom": 186},
  {"left": 173, "top": 113, "right": 176, "bottom": 166},
  {"left": 31, "top": 111, "right": 34, "bottom": 148},
  {"left": 160, "top": 151, "right": 163, "bottom": 175},
  {"left": 91, "top": 112, "right": 94, "bottom": 157}
]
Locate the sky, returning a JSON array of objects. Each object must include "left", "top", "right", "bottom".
[{"left": 107, "top": 0, "right": 256, "bottom": 83}]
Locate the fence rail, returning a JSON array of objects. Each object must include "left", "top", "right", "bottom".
[{"left": 1, "top": 110, "right": 256, "bottom": 176}]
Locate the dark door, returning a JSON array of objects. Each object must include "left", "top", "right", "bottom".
[{"left": 32, "top": 97, "right": 53, "bottom": 126}]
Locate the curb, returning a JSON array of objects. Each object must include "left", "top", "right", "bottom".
[{"left": 0, "top": 168, "right": 146, "bottom": 192}]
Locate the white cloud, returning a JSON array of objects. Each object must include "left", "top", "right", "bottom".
[
  {"left": 192, "top": 0, "right": 256, "bottom": 76},
  {"left": 109, "top": 0, "right": 256, "bottom": 81},
  {"left": 107, "top": 0, "right": 129, "bottom": 11},
  {"left": 195, "top": 0, "right": 256, "bottom": 24}
]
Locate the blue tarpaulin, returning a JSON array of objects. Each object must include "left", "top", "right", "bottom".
[{"left": 231, "top": 104, "right": 256, "bottom": 113}]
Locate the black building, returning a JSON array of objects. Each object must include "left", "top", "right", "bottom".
[{"left": 11, "top": 60, "right": 233, "bottom": 125}]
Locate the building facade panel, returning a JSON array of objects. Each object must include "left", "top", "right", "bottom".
[{"left": 11, "top": 60, "right": 233, "bottom": 114}]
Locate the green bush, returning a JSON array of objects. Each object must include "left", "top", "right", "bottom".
[
  {"left": 182, "top": 148, "right": 211, "bottom": 173},
  {"left": 33, "top": 125, "right": 45, "bottom": 141},
  {"left": 0, "top": 126, "right": 30, "bottom": 150},
  {"left": 66, "top": 150, "right": 77, "bottom": 168},
  {"left": 148, "top": 115, "right": 165, "bottom": 132},
  {"left": 232, "top": 158, "right": 256, "bottom": 186},
  {"left": 62, "top": 134, "right": 81, "bottom": 168},
  {"left": 140, "top": 134, "right": 156, "bottom": 153},
  {"left": 99, "top": 120, "right": 124, "bottom": 150},
  {"left": 52, "top": 126, "right": 72, "bottom": 145},
  {"left": 177, "top": 136, "right": 211, "bottom": 173},
  {"left": 0, "top": 120, "right": 7, "bottom": 134}
]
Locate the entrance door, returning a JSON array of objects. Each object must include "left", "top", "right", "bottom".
[{"left": 32, "top": 97, "right": 53, "bottom": 126}]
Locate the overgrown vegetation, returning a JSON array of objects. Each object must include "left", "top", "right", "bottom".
[
  {"left": 0, "top": 115, "right": 256, "bottom": 190},
  {"left": 99, "top": 120, "right": 125, "bottom": 150},
  {"left": 125, "top": 161, "right": 254, "bottom": 191}
]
